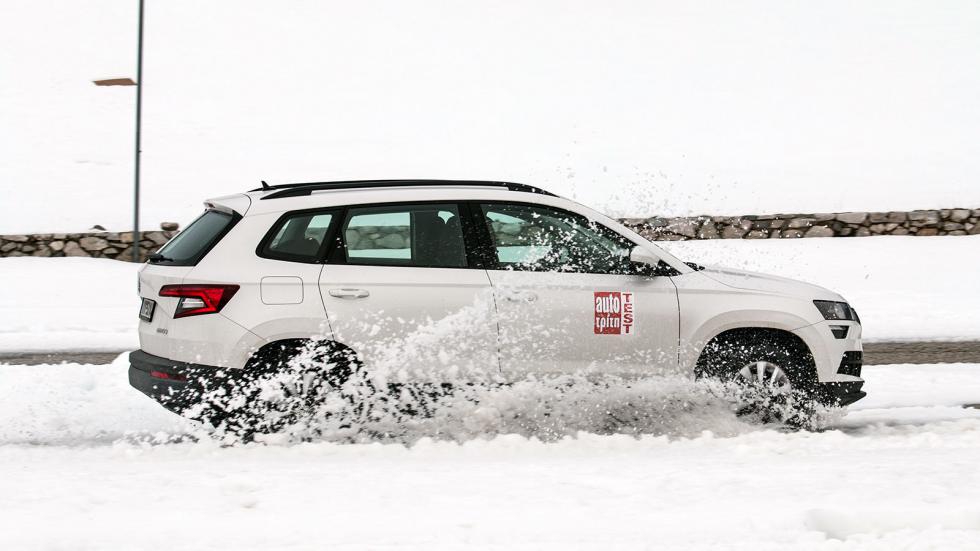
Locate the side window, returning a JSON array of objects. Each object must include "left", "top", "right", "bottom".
[
  {"left": 480, "top": 203, "right": 634, "bottom": 274},
  {"left": 260, "top": 211, "right": 336, "bottom": 262},
  {"left": 342, "top": 204, "right": 467, "bottom": 268}
]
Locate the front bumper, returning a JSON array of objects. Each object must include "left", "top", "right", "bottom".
[
  {"left": 816, "top": 381, "right": 867, "bottom": 407},
  {"left": 793, "top": 320, "right": 863, "bottom": 381},
  {"left": 815, "top": 350, "right": 866, "bottom": 406},
  {"left": 792, "top": 320, "right": 866, "bottom": 406}
]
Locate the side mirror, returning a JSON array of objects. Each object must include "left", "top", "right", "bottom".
[
  {"left": 629, "top": 247, "right": 680, "bottom": 276},
  {"left": 629, "top": 246, "right": 660, "bottom": 267}
]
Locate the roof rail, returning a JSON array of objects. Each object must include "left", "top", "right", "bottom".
[{"left": 249, "top": 179, "right": 556, "bottom": 200}]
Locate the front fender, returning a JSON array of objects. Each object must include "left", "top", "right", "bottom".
[{"left": 674, "top": 272, "right": 826, "bottom": 374}]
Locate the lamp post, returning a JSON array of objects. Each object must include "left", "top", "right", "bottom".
[
  {"left": 93, "top": 0, "right": 144, "bottom": 262},
  {"left": 133, "top": 0, "right": 144, "bottom": 263}
]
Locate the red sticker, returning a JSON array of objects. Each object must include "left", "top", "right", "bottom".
[{"left": 594, "top": 291, "right": 634, "bottom": 335}]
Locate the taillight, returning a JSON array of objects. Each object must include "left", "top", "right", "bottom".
[{"left": 159, "top": 284, "right": 239, "bottom": 318}]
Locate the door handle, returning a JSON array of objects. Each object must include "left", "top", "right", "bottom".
[
  {"left": 499, "top": 290, "right": 538, "bottom": 303},
  {"left": 328, "top": 288, "right": 370, "bottom": 299}
]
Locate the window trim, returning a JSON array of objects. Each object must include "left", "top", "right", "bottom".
[
  {"left": 255, "top": 207, "right": 341, "bottom": 264},
  {"left": 470, "top": 200, "right": 642, "bottom": 275},
  {"left": 255, "top": 199, "right": 650, "bottom": 273}
]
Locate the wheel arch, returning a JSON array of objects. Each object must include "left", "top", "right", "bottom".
[
  {"left": 227, "top": 315, "right": 336, "bottom": 370},
  {"left": 693, "top": 326, "right": 815, "bottom": 375},
  {"left": 242, "top": 337, "right": 359, "bottom": 373},
  {"left": 681, "top": 309, "right": 816, "bottom": 376}
]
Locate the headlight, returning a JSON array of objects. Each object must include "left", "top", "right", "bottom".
[{"left": 813, "top": 300, "right": 860, "bottom": 323}]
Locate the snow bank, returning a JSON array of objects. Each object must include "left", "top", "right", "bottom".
[
  {"left": 2, "top": 1, "right": 980, "bottom": 232},
  {"left": 0, "top": 257, "right": 140, "bottom": 352},
  {"left": 0, "top": 361, "right": 978, "bottom": 549}
]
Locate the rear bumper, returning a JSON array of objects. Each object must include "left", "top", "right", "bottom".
[{"left": 128, "top": 350, "right": 217, "bottom": 414}]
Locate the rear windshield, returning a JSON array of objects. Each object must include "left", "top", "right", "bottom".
[{"left": 152, "top": 210, "right": 238, "bottom": 266}]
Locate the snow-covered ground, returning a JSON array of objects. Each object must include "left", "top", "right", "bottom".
[
  {"left": 0, "top": 257, "right": 139, "bottom": 352},
  {"left": 0, "top": 358, "right": 978, "bottom": 549},
  {"left": 2, "top": 1, "right": 980, "bottom": 233},
  {"left": 1, "top": 235, "right": 977, "bottom": 353}
]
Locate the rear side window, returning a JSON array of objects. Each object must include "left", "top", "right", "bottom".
[
  {"left": 259, "top": 210, "right": 337, "bottom": 263},
  {"left": 342, "top": 204, "right": 467, "bottom": 268},
  {"left": 153, "top": 210, "right": 238, "bottom": 266}
]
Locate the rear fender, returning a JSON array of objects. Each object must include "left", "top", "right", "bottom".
[{"left": 247, "top": 317, "right": 335, "bottom": 346}]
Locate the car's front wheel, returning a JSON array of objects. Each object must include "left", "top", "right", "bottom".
[
  {"left": 695, "top": 329, "right": 818, "bottom": 425},
  {"left": 730, "top": 360, "right": 802, "bottom": 423}
]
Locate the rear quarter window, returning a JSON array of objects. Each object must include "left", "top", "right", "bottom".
[
  {"left": 152, "top": 210, "right": 238, "bottom": 266},
  {"left": 258, "top": 210, "right": 339, "bottom": 263}
]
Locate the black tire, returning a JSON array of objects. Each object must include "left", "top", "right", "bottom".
[
  {"left": 205, "top": 340, "right": 359, "bottom": 437},
  {"left": 695, "top": 329, "right": 818, "bottom": 425}
]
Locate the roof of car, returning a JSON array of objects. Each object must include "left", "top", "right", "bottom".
[{"left": 249, "top": 179, "right": 556, "bottom": 200}]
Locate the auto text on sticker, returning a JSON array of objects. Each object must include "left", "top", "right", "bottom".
[{"left": 594, "top": 291, "right": 634, "bottom": 335}]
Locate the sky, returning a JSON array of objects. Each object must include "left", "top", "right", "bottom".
[{"left": 2, "top": 0, "right": 979, "bottom": 232}]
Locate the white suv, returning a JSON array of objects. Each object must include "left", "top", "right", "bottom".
[{"left": 130, "top": 180, "right": 865, "bottom": 420}]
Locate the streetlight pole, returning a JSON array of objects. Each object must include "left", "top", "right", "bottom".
[{"left": 132, "top": 0, "right": 145, "bottom": 262}]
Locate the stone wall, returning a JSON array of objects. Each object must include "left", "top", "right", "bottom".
[
  {"left": 1, "top": 208, "right": 977, "bottom": 261},
  {"left": 620, "top": 208, "right": 980, "bottom": 241},
  {"left": 0, "top": 231, "right": 177, "bottom": 262}
]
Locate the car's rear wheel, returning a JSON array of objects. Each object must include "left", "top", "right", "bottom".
[{"left": 204, "top": 340, "right": 359, "bottom": 437}]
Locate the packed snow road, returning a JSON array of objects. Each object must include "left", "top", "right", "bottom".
[{"left": 1, "top": 359, "right": 978, "bottom": 550}]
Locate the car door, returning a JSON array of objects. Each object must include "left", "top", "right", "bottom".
[
  {"left": 318, "top": 202, "right": 498, "bottom": 382},
  {"left": 475, "top": 202, "right": 679, "bottom": 379}
]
